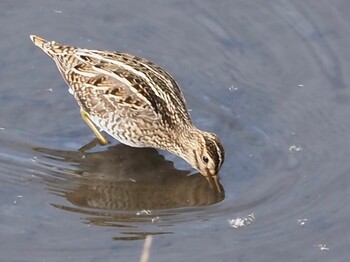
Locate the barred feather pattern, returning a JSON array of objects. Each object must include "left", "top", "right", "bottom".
[
  {"left": 31, "top": 36, "right": 191, "bottom": 149},
  {"left": 30, "top": 35, "right": 225, "bottom": 179}
]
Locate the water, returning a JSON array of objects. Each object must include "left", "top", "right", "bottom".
[{"left": 1, "top": 0, "right": 349, "bottom": 261}]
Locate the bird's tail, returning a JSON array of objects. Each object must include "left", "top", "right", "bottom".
[
  {"left": 30, "top": 35, "right": 49, "bottom": 48},
  {"left": 30, "top": 35, "right": 64, "bottom": 58}
]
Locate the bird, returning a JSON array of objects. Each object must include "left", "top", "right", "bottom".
[{"left": 30, "top": 35, "right": 225, "bottom": 190}]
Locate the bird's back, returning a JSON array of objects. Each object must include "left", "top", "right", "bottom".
[{"left": 30, "top": 35, "right": 192, "bottom": 128}]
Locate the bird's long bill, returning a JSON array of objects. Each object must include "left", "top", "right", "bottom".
[{"left": 205, "top": 175, "right": 222, "bottom": 193}]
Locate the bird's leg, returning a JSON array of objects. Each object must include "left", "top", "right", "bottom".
[
  {"left": 79, "top": 137, "right": 99, "bottom": 152},
  {"left": 80, "top": 109, "right": 109, "bottom": 145}
]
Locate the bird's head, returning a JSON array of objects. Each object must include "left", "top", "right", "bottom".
[{"left": 179, "top": 129, "right": 225, "bottom": 178}]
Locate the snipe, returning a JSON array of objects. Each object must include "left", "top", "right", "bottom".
[{"left": 30, "top": 35, "right": 225, "bottom": 190}]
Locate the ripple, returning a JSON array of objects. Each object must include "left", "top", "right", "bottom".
[{"left": 1, "top": 0, "right": 350, "bottom": 260}]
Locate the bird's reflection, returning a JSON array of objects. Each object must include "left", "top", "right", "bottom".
[{"left": 34, "top": 143, "right": 225, "bottom": 214}]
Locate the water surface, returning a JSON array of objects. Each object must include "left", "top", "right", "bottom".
[{"left": 1, "top": 1, "right": 349, "bottom": 261}]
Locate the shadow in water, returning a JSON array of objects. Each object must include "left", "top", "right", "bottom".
[{"left": 33, "top": 143, "right": 225, "bottom": 227}]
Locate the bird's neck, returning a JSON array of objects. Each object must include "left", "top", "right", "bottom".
[{"left": 168, "top": 125, "right": 202, "bottom": 163}]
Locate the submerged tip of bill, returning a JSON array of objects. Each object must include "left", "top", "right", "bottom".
[{"left": 205, "top": 175, "right": 222, "bottom": 193}]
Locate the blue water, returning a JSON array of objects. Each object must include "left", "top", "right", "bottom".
[{"left": 0, "top": 1, "right": 349, "bottom": 261}]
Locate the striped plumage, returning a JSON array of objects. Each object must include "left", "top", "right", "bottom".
[{"left": 30, "top": 35, "right": 224, "bottom": 186}]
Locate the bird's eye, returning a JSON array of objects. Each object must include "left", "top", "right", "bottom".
[{"left": 202, "top": 156, "right": 209, "bottom": 163}]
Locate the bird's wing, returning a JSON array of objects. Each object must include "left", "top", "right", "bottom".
[
  {"left": 76, "top": 70, "right": 159, "bottom": 121},
  {"left": 62, "top": 48, "right": 190, "bottom": 126}
]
